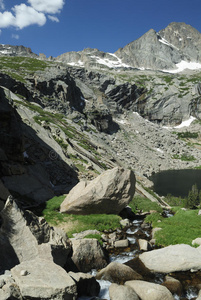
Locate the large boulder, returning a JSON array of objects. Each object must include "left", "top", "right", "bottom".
[
  {"left": 125, "top": 280, "right": 174, "bottom": 300},
  {"left": 139, "top": 244, "right": 201, "bottom": 273},
  {"left": 0, "top": 197, "right": 72, "bottom": 273},
  {"left": 11, "top": 258, "right": 77, "bottom": 300},
  {"left": 96, "top": 262, "right": 142, "bottom": 284},
  {"left": 70, "top": 238, "right": 108, "bottom": 272},
  {"left": 60, "top": 167, "right": 136, "bottom": 215},
  {"left": 109, "top": 283, "right": 139, "bottom": 300}
]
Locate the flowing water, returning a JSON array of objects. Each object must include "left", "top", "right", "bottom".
[{"left": 78, "top": 212, "right": 200, "bottom": 300}]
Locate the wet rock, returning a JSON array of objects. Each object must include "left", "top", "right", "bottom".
[
  {"left": 162, "top": 275, "right": 183, "bottom": 295},
  {"left": 109, "top": 283, "right": 139, "bottom": 300},
  {"left": 96, "top": 262, "right": 142, "bottom": 284}
]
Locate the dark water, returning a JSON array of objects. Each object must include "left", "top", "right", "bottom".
[{"left": 150, "top": 169, "right": 201, "bottom": 197}]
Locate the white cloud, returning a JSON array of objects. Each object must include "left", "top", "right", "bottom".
[
  {"left": 0, "top": 0, "right": 64, "bottom": 30},
  {"left": 48, "top": 15, "right": 59, "bottom": 22},
  {"left": 13, "top": 4, "right": 46, "bottom": 29},
  {"left": 0, "top": 4, "right": 46, "bottom": 29},
  {"left": 28, "top": 0, "right": 65, "bottom": 14},
  {"left": 12, "top": 34, "right": 20, "bottom": 40},
  {"left": 0, "top": 11, "right": 16, "bottom": 28}
]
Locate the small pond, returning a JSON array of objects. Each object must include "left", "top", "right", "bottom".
[{"left": 149, "top": 169, "right": 201, "bottom": 197}]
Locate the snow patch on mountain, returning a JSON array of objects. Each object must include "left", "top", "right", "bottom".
[
  {"left": 163, "top": 60, "right": 201, "bottom": 73},
  {"left": 91, "top": 53, "right": 132, "bottom": 69}
]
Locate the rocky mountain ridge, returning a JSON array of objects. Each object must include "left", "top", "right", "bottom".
[
  {"left": 1, "top": 22, "right": 201, "bottom": 205},
  {"left": 55, "top": 22, "right": 201, "bottom": 72}
]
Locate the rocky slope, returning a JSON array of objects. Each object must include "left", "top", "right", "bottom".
[{"left": 1, "top": 22, "right": 201, "bottom": 205}]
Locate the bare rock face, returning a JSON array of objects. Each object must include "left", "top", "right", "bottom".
[
  {"left": 0, "top": 198, "right": 72, "bottom": 273},
  {"left": 60, "top": 167, "right": 136, "bottom": 215}
]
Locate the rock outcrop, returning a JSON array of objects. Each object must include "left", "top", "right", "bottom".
[
  {"left": 60, "top": 167, "right": 136, "bottom": 215},
  {"left": 0, "top": 198, "right": 72, "bottom": 272}
]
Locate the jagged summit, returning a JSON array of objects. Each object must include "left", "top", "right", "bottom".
[
  {"left": 1, "top": 22, "right": 201, "bottom": 72},
  {"left": 0, "top": 44, "right": 37, "bottom": 58},
  {"left": 55, "top": 22, "right": 201, "bottom": 72}
]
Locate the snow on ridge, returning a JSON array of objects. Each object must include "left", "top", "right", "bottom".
[
  {"left": 91, "top": 54, "right": 132, "bottom": 69},
  {"left": 163, "top": 60, "right": 201, "bottom": 73},
  {"left": 173, "top": 116, "right": 196, "bottom": 128},
  {"left": 67, "top": 60, "right": 84, "bottom": 67},
  {"left": 158, "top": 37, "right": 179, "bottom": 50}
]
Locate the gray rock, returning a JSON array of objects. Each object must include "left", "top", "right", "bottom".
[
  {"left": 139, "top": 244, "right": 201, "bottom": 273},
  {"left": 192, "top": 238, "right": 201, "bottom": 246},
  {"left": 71, "top": 238, "right": 108, "bottom": 272},
  {"left": 60, "top": 167, "right": 136, "bottom": 215},
  {"left": 11, "top": 258, "right": 77, "bottom": 300},
  {"left": 125, "top": 280, "right": 174, "bottom": 300},
  {"left": 96, "top": 262, "right": 142, "bottom": 284},
  {"left": 114, "top": 239, "right": 129, "bottom": 248},
  {"left": 109, "top": 283, "right": 139, "bottom": 300},
  {"left": 0, "top": 198, "right": 72, "bottom": 272}
]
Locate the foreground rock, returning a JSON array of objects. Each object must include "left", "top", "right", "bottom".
[
  {"left": 96, "top": 262, "right": 142, "bottom": 284},
  {"left": 109, "top": 283, "right": 139, "bottom": 300},
  {"left": 125, "top": 280, "right": 174, "bottom": 300},
  {"left": 11, "top": 258, "right": 77, "bottom": 300},
  {"left": 70, "top": 238, "right": 108, "bottom": 272},
  {"left": 60, "top": 167, "right": 136, "bottom": 215},
  {"left": 0, "top": 197, "right": 71, "bottom": 272},
  {"left": 69, "top": 272, "right": 100, "bottom": 297},
  {"left": 139, "top": 244, "right": 201, "bottom": 273}
]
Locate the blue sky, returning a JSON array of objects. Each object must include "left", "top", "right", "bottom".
[{"left": 0, "top": 0, "right": 201, "bottom": 58}]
